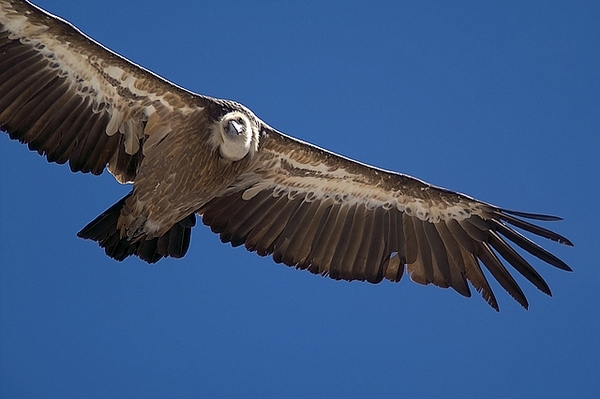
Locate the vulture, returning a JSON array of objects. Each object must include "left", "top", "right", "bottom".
[{"left": 0, "top": 0, "right": 573, "bottom": 310}]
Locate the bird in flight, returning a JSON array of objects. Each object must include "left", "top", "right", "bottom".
[{"left": 0, "top": 0, "right": 573, "bottom": 310}]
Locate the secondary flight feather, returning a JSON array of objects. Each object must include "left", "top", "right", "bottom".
[{"left": 0, "top": 0, "right": 573, "bottom": 310}]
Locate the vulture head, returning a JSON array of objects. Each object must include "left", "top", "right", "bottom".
[{"left": 214, "top": 110, "right": 259, "bottom": 161}]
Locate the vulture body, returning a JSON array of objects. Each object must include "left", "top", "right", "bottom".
[{"left": 0, "top": 0, "right": 573, "bottom": 310}]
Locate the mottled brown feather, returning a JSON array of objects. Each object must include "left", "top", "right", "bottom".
[
  {"left": 69, "top": 112, "right": 108, "bottom": 173},
  {"left": 476, "top": 241, "right": 528, "bottom": 309},
  {"left": 307, "top": 203, "right": 342, "bottom": 275},
  {"left": 45, "top": 96, "right": 88, "bottom": 163},
  {"left": 435, "top": 221, "right": 470, "bottom": 297},
  {"left": 340, "top": 204, "right": 367, "bottom": 279},
  {"left": 0, "top": 60, "right": 52, "bottom": 113},
  {"left": 278, "top": 200, "right": 324, "bottom": 266},
  {"left": 291, "top": 200, "right": 335, "bottom": 268},
  {"left": 384, "top": 210, "right": 405, "bottom": 282},
  {"left": 490, "top": 219, "right": 572, "bottom": 271},
  {"left": 487, "top": 231, "right": 551, "bottom": 295},
  {"left": 423, "top": 221, "right": 451, "bottom": 285},
  {"left": 322, "top": 203, "right": 358, "bottom": 277},
  {"left": 460, "top": 245, "right": 498, "bottom": 310},
  {"left": 227, "top": 190, "right": 275, "bottom": 247},
  {"left": 409, "top": 220, "right": 433, "bottom": 284},
  {"left": 244, "top": 197, "right": 289, "bottom": 255},
  {"left": 273, "top": 199, "right": 319, "bottom": 260},
  {"left": 364, "top": 207, "right": 388, "bottom": 283},
  {"left": 350, "top": 208, "right": 375, "bottom": 281},
  {"left": 402, "top": 213, "right": 419, "bottom": 265},
  {"left": 494, "top": 211, "right": 573, "bottom": 246}
]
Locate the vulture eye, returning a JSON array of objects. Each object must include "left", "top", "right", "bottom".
[{"left": 226, "top": 119, "right": 246, "bottom": 137}]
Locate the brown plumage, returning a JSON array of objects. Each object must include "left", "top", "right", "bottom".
[{"left": 0, "top": 0, "right": 573, "bottom": 310}]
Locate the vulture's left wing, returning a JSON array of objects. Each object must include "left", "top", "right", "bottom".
[{"left": 200, "top": 128, "right": 573, "bottom": 310}]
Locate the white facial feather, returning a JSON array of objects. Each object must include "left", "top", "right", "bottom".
[{"left": 214, "top": 111, "right": 258, "bottom": 161}]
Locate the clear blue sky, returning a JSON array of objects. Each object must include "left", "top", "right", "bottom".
[{"left": 1, "top": 1, "right": 599, "bottom": 397}]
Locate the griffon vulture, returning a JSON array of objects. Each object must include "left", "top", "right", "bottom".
[{"left": 0, "top": 0, "right": 573, "bottom": 310}]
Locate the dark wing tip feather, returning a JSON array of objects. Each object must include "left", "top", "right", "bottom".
[
  {"left": 487, "top": 231, "right": 552, "bottom": 296},
  {"left": 500, "top": 208, "right": 563, "bottom": 222},
  {"left": 490, "top": 219, "right": 573, "bottom": 272},
  {"left": 495, "top": 210, "right": 574, "bottom": 247}
]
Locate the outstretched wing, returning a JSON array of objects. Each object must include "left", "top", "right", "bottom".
[
  {"left": 0, "top": 0, "right": 205, "bottom": 183},
  {"left": 199, "top": 128, "right": 573, "bottom": 311}
]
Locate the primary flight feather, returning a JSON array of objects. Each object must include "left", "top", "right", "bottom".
[{"left": 0, "top": 0, "right": 573, "bottom": 310}]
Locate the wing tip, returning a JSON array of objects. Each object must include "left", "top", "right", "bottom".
[{"left": 500, "top": 208, "right": 564, "bottom": 221}]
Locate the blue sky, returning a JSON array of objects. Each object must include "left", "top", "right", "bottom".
[{"left": 1, "top": 0, "right": 599, "bottom": 397}]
